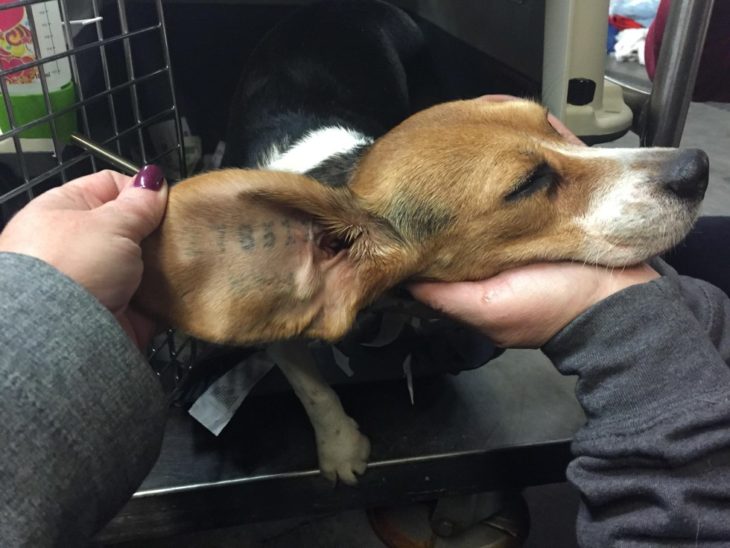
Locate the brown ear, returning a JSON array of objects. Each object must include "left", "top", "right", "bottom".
[{"left": 134, "top": 169, "right": 405, "bottom": 345}]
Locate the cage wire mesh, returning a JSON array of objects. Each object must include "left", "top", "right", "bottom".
[{"left": 0, "top": 0, "right": 195, "bottom": 393}]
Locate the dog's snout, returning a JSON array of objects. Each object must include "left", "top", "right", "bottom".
[{"left": 663, "top": 148, "right": 709, "bottom": 200}]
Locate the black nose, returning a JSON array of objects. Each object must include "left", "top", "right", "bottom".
[{"left": 663, "top": 148, "right": 709, "bottom": 200}]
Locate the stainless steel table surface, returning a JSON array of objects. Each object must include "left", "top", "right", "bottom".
[{"left": 99, "top": 350, "right": 584, "bottom": 543}]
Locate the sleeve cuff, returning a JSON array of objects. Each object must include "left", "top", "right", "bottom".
[{"left": 543, "top": 275, "right": 730, "bottom": 438}]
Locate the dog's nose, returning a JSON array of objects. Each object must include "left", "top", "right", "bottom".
[{"left": 663, "top": 148, "right": 709, "bottom": 200}]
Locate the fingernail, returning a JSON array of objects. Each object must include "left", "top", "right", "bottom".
[{"left": 133, "top": 164, "right": 164, "bottom": 191}]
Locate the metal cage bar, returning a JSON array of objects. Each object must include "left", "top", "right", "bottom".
[
  {"left": 0, "top": 23, "right": 159, "bottom": 79},
  {"left": 0, "top": 0, "right": 186, "bottom": 219},
  {"left": 0, "top": 69, "right": 166, "bottom": 150},
  {"left": 0, "top": 0, "right": 191, "bottom": 377},
  {"left": 2, "top": 106, "right": 176, "bottom": 203},
  {"left": 91, "top": 0, "right": 122, "bottom": 156},
  {"left": 116, "top": 0, "right": 146, "bottom": 164},
  {"left": 155, "top": 0, "right": 186, "bottom": 179},
  {"left": 1, "top": 0, "right": 54, "bottom": 10},
  {"left": 0, "top": 76, "right": 32, "bottom": 189},
  {"left": 23, "top": 4, "right": 65, "bottom": 183},
  {"left": 58, "top": 0, "right": 97, "bottom": 173}
]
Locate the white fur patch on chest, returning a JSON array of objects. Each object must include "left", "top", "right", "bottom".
[{"left": 261, "top": 126, "right": 373, "bottom": 174}]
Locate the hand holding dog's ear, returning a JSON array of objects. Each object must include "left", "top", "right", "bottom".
[
  {"left": 409, "top": 262, "right": 659, "bottom": 348},
  {"left": 0, "top": 167, "right": 168, "bottom": 349}
]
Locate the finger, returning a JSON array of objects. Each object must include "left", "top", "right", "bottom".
[
  {"left": 476, "top": 94, "right": 524, "bottom": 103},
  {"left": 408, "top": 280, "right": 490, "bottom": 318},
  {"left": 25, "top": 170, "right": 131, "bottom": 213},
  {"left": 410, "top": 265, "right": 576, "bottom": 324},
  {"left": 546, "top": 112, "right": 585, "bottom": 146},
  {"left": 475, "top": 95, "right": 585, "bottom": 146},
  {"left": 67, "top": 170, "right": 133, "bottom": 205},
  {"left": 99, "top": 165, "right": 168, "bottom": 243}
]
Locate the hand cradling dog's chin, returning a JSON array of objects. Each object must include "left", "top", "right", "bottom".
[{"left": 409, "top": 261, "right": 659, "bottom": 348}]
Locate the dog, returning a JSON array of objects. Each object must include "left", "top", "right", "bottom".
[{"left": 134, "top": 1, "right": 709, "bottom": 484}]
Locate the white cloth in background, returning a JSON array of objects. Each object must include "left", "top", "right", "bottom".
[{"left": 613, "top": 28, "right": 648, "bottom": 64}]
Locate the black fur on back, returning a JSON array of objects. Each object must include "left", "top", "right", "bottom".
[
  {"left": 305, "top": 144, "right": 370, "bottom": 188},
  {"left": 221, "top": 0, "right": 426, "bottom": 177}
]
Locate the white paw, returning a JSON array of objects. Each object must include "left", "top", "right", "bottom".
[{"left": 316, "top": 416, "right": 371, "bottom": 485}]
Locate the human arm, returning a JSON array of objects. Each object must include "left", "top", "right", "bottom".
[
  {"left": 411, "top": 260, "right": 730, "bottom": 546},
  {"left": 0, "top": 168, "right": 169, "bottom": 546},
  {"left": 545, "top": 262, "right": 730, "bottom": 547},
  {"left": 411, "top": 92, "right": 730, "bottom": 545}
]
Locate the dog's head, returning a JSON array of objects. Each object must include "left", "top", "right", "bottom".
[
  {"left": 353, "top": 99, "right": 708, "bottom": 277},
  {"left": 136, "top": 99, "right": 708, "bottom": 345}
]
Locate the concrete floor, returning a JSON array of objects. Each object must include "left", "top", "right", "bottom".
[
  {"left": 688, "top": 103, "right": 730, "bottom": 216},
  {"left": 114, "top": 100, "right": 730, "bottom": 547}
]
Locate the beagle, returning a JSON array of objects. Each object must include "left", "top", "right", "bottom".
[
  {"left": 136, "top": 100, "right": 709, "bottom": 346},
  {"left": 133, "top": 1, "right": 709, "bottom": 484}
]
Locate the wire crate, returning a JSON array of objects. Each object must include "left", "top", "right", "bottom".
[{"left": 0, "top": 0, "right": 193, "bottom": 391}]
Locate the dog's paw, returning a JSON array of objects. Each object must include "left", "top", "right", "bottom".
[{"left": 316, "top": 416, "right": 371, "bottom": 485}]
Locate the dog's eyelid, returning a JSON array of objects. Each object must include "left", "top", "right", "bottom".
[{"left": 504, "top": 162, "right": 557, "bottom": 202}]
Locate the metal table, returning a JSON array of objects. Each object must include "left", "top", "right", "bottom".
[{"left": 98, "top": 351, "right": 584, "bottom": 543}]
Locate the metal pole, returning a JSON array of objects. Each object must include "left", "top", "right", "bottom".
[
  {"left": 641, "top": 0, "right": 715, "bottom": 147},
  {"left": 70, "top": 133, "right": 140, "bottom": 175}
]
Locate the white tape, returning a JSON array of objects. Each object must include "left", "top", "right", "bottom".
[
  {"left": 188, "top": 352, "right": 275, "bottom": 435},
  {"left": 331, "top": 345, "right": 354, "bottom": 377},
  {"left": 403, "top": 354, "right": 414, "bottom": 405},
  {"left": 212, "top": 141, "right": 226, "bottom": 169}
]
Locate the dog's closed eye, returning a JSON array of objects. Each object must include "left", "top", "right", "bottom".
[{"left": 505, "top": 162, "right": 558, "bottom": 202}]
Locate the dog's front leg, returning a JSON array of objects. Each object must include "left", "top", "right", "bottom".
[{"left": 267, "top": 341, "right": 370, "bottom": 485}]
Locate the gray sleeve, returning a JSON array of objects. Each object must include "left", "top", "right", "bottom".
[
  {"left": 0, "top": 253, "right": 168, "bottom": 547},
  {"left": 543, "top": 271, "right": 730, "bottom": 547},
  {"left": 654, "top": 256, "right": 730, "bottom": 361}
]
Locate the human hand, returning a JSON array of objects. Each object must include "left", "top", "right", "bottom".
[
  {"left": 477, "top": 94, "right": 585, "bottom": 146},
  {"left": 410, "top": 262, "right": 659, "bottom": 348},
  {"left": 0, "top": 166, "right": 167, "bottom": 349}
]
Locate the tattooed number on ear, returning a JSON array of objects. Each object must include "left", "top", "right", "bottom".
[
  {"left": 282, "top": 219, "right": 296, "bottom": 245},
  {"left": 262, "top": 222, "right": 276, "bottom": 248},
  {"left": 238, "top": 224, "right": 255, "bottom": 250},
  {"left": 183, "top": 219, "right": 310, "bottom": 257}
]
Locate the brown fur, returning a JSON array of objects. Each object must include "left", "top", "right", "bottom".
[{"left": 134, "top": 99, "right": 701, "bottom": 345}]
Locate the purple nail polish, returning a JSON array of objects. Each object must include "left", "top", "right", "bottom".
[{"left": 133, "top": 164, "right": 164, "bottom": 191}]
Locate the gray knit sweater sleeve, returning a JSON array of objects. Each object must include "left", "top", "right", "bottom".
[
  {"left": 544, "top": 261, "right": 730, "bottom": 547},
  {"left": 0, "top": 253, "right": 168, "bottom": 547}
]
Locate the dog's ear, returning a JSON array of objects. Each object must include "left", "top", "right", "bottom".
[{"left": 135, "top": 169, "right": 406, "bottom": 345}]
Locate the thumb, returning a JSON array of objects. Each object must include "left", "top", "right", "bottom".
[
  {"left": 408, "top": 280, "right": 495, "bottom": 321},
  {"left": 409, "top": 271, "right": 545, "bottom": 332},
  {"left": 100, "top": 165, "right": 169, "bottom": 243},
  {"left": 409, "top": 270, "right": 558, "bottom": 347}
]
